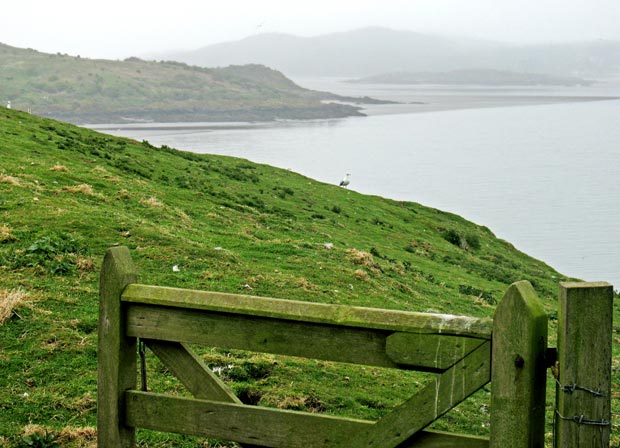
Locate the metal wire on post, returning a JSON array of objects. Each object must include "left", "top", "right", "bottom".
[{"left": 139, "top": 339, "right": 148, "bottom": 392}]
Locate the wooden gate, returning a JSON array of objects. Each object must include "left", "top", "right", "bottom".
[{"left": 97, "top": 247, "right": 612, "bottom": 447}]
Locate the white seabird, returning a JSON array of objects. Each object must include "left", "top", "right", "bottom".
[{"left": 339, "top": 173, "right": 350, "bottom": 188}]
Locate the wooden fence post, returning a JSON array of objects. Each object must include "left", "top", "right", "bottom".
[
  {"left": 555, "top": 282, "right": 613, "bottom": 448},
  {"left": 490, "top": 280, "right": 548, "bottom": 448},
  {"left": 98, "top": 246, "right": 138, "bottom": 448}
]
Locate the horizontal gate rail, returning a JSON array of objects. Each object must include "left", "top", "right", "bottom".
[{"left": 122, "top": 283, "right": 494, "bottom": 338}]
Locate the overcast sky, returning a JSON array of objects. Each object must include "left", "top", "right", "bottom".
[{"left": 4, "top": 0, "right": 620, "bottom": 59}]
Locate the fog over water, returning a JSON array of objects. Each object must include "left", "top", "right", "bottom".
[{"left": 94, "top": 81, "right": 620, "bottom": 287}]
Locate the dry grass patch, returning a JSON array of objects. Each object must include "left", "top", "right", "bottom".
[
  {"left": 117, "top": 189, "right": 130, "bottom": 199},
  {"left": 92, "top": 166, "right": 108, "bottom": 174},
  {"left": 76, "top": 255, "right": 96, "bottom": 274},
  {"left": 62, "top": 184, "right": 94, "bottom": 195},
  {"left": 296, "top": 277, "right": 318, "bottom": 291},
  {"left": 21, "top": 424, "right": 97, "bottom": 448},
  {"left": 354, "top": 269, "right": 369, "bottom": 281},
  {"left": 140, "top": 196, "right": 164, "bottom": 208},
  {"left": 175, "top": 208, "right": 192, "bottom": 224},
  {"left": 346, "top": 248, "right": 381, "bottom": 271},
  {"left": 93, "top": 166, "right": 120, "bottom": 183},
  {"left": 0, "top": 224, "right": 15, "bottom": 242},
  {"left": 0, "top": 174, "right": 20, "bottom": 186},
  {"left": 50, "top": 164, "right": 68, "bottom": 172},
  {"left": 0, "top": 288, "right": 28, "bottom": 324},
  {"left": 57, "top": 426, "right": 97, "bottom": 448}
]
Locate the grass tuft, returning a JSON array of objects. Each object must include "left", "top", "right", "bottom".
[
  {"left": 50, "top": 165, "right": 68, "bottom": 172},
  {"left": 140, "top": 196, "right": 164, "bottom": 208},
  {"left": 0, "top": 174, "right": 21, "bottom": 186},
  {"left": 354, "top": 269, "right": 369, "bottom": 281},
  {"left": 0, "top": 224, "right": 16, "bottom": 242},
  {"left": 0, "top": 288, "right": 28, "bottom": 325},
  {"left": 346, "top": 248, "right": 380, "bottom": 271},
  {"left": 62, "top": 184, "right": 94, "bottom": 195}
]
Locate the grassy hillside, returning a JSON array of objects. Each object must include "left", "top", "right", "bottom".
[
  {"left": 0, "top": 43, "right": 368, "bottom": 124},
  {"left": 0, "top": 108, "right": 616, "bottom": 446}
]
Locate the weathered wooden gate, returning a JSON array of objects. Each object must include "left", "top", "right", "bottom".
[{"left": 97, "top": 247, "right": 613, "bottom": 447}]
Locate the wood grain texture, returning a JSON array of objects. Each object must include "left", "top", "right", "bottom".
[
  {"left": 127, "top": 304, "right": 398, "bottom": 367},
  {"left": 97, "top": 246, "right": 138, "bottom": 448},
  {"left": 490, "top": 280, "right": 548, "bottom": 448},
  {"left": 125, "top": 390, "right": 373, "bottom": 448},
  {"left": 556, "top": 282, "right": 613, "bottom": 448},
  {"left": 122, "top": 284, "right": 492, "bottom": 338},
  {"left": 398, "top": 429, "right": 488, "bottom": 447},
  {"left": 386, "top": 333, "right": 485, "bottom": 371}
]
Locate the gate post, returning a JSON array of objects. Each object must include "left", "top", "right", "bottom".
[
  {"left": 491, "top": 280, "right": 548, "bottom": 448},
  {"left": 98, "top": 246, "right": 138, "bottom": 448},
  {"left": 555, "top": 282, "right": 613, "bottom": 448}
]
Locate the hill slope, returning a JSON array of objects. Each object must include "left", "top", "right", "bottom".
[
  {"left": 0, "top": 43, "right": 370, "bottom": 124},
  {"left": 0, "top": 108, "right": 586, "bottom": 446},
  {"left": 157, "top": 27, "right": 620, "bottom": 78}
]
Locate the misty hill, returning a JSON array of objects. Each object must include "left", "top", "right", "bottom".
[
  {"left": 348, "top": 69, "right": 595, "bottom": 86},
  {"left": 156, "top": 27, "right": 620, "bottom": 79},
  {"left": 0, "top": 43, "right": 377, "bottom": 124}
]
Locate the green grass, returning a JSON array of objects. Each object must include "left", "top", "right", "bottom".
[
  {"left": 0, "top": 108, "right": 617, "bottom": 446},
  {"left": 0, "top": 44, "right": 363, "bottom": 123}
]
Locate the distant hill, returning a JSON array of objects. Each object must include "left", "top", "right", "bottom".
[
  {"left": 0, "top": 43, "right": 380, "bottom": 124},
  {"left": 347, "top": 69, "right": 595, "bottom": 86},
  {"left": 155, "top": 27, "right": 620, "bottom": 79}
]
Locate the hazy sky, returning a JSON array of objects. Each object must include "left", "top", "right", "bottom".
[{"left": 4, "top": 0, "right": 620, "bottom": 59}]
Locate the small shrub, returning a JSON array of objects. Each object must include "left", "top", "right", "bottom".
[
  {"left": 17, "top": 431, "right": 60, "bottom": 448},
  {"left": 459, "top": 284, "right": 497, "bottom": 305},
  {"left": 465, "top": 232, "right": 481, "bottom": 250},
  {"left": 442, "top": 229, "right": 462, "bottom": 247},
  {"left": 11, "top": 232, "right": 85, "bottom": 275}
]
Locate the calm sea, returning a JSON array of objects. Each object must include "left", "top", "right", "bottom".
[{"left": 93, "top": 80, "right": 620, "bottom": 287}]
